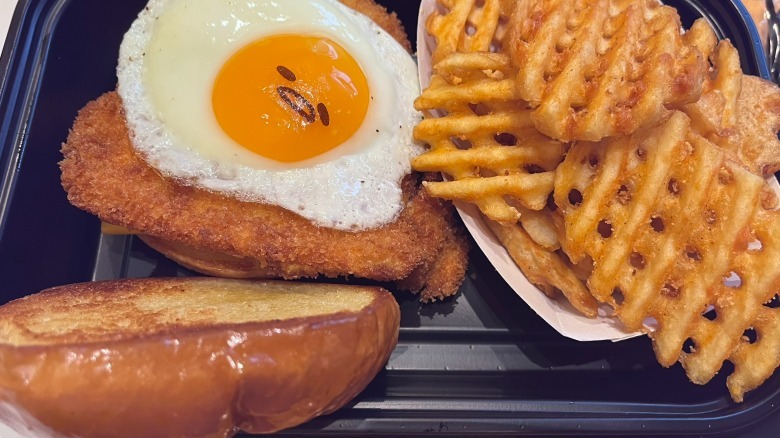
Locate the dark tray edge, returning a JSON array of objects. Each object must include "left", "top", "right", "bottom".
[{"left": 1, "top": 0, "right": 779, "bottom": 436}]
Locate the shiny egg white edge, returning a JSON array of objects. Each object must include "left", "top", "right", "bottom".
[{"left": 117, "top": 0, "right": 423, "bottom": 231}]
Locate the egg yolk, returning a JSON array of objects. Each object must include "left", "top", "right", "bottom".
[{"left": 212, "top": 35, "right": 370, "bottom": 163}]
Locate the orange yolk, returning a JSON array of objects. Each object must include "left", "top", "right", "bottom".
[{"left": 212, "top": 35, "right": 370, "bottom": 163}]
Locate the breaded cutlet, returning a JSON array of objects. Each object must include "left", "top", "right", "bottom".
[
  {"left": 61, "top": 93, "right": 467, "bottom": 300},
  {"left": 59, "top": 0, "right": 468, "bottom": 301}
]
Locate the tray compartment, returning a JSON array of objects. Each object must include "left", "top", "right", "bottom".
[{"left": 0, "top": 0, "right": 778, "bottom": 435}]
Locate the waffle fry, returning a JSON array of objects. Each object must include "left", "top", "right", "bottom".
[
  {"left": 417, "top": 0, "right": 780, "bottom": 401},
  {"left": 690, "top": 74, "right": 780, "bottom": 176},
  {"left": 426, "top": 0, "right": 515, "bottom": 62},
  {"left": 727, "top": 305, "right": 780, "bottom": 402},
  {"left": 723, "top": 76, "right": 780, "bottom": 175},
  {"left": 554, "top": 111, "right": 780, "bottom": 401},
  {"left": 512, "top": 203, "right": 560, "bottom": 251},
  {"left": 413, "top": 52, "right": 564, "bottom": 224},
  {"left": 681, "top": 29, "right": 780, "bottom": 176},
  {"left": 507, "top": 0, "right": 710, "bottom": 142},
  {"left": 682, "top": 35, "right": 740, "bottom": 137},
  {"left": 485, "top": 217, "right": 598, "bottom": 317}
]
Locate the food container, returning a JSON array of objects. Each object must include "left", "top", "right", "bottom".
[{"left": 0, "top": 0, "right": 777, "bottom": 436}]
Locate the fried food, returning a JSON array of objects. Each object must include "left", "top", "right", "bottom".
[
  {"left": 413, "top": 52, "right": 564, "bottom": 224},
  {"left": 425, "top": 0, "right": 515, "bottom": 63},
  {"left": 416, "top": 0, "right": 594, "bottom": 313},
  {"left": 485, "top": 218, "right": 598, "bottom": 317},
  {"left": 689, "top": 74, "right": 780, "bottom": 176},
  {"left": 416, "top": 0, "right": 780, "bottom": 400},
  {"left": 554, "top": 111, "right": 780, "bottom": 402},
  {"left": 682, "top": 35, "right": 740, "bottom": 137},
  {"left": 727, "top": 305, "right": 780, "bottom": 402},
  {"left": 60, "top": 0, "right": 469, "bottom": 301},
  {"left": 511, "top": 203, "right": 560, "bottom": 251},
  {"left": 395, "top": 222, "right": 471, "bottom": 302},
  {"left": 723, "top": 75, "right": 780, "bottom": 175},
  {"left": 60, "top": 92, "right": 468, "bottom": 301},
  {"left": 506, "top": 0, "right": 711, "bottom": 142},
  {"left": 416, "top": 0, "right": 592, "bottom": 318},
  {"left": 681, "top": 29, "right": 780, "bottom": 176}
]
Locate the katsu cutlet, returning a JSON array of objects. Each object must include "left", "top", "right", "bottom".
[{"left": 60, "top": 0, "right": 469, "bottom": 300}]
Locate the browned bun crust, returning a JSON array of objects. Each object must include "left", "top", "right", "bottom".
[
  {"left": 138, "top": 234, "right": 277, "bottom": 278},
  {"left": 0, "top": 278, "right": 400, "bottom": 437}
]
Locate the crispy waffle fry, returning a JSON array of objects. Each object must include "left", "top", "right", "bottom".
[
  {"left": 682, "top": 33, "right": 740, "bottom": 137},
  {"left": 417, "top": 0, "right": 593, "bottom": 318},
  {"left": 727, "top": 304, "right": 780, "bottom": 402},
  {"left": 681, "top": 30, "right": 780, "bottom": 176},
  {"left": 426, "top": 0, "right": 515, "bottom": 62},
  {"left": 690, "top": 74, "right": 780, "bottom": 176},
  {"left": 418, "top": 0, "right": 780, "bottom": 400},
  {"left": 554, "top": 111, "right": 780, "bottom": 401},
  {"left": 507, "top": 0, "right": 710, "bottom": 142},
  {"left": 512, "top": 203, "right": 560, "bottom": 251},
  {"left": 722, "top": 76, "right": 780, "bottom": 175},
  {"left": 413, "top": 52, "right": 564, "bottom": 224},
  {"left": 485, "top": 217, "right": 599, "bottom": 317}
]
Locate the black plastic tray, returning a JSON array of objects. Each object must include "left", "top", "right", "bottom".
[{"left": 0, "top": 0, "right": 778, "bottom": 436}]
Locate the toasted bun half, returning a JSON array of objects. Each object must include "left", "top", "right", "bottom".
[{"left": 0, "top": 278, "right": 399, "bottom": 437}]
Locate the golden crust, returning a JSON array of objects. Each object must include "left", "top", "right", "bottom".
[
  {"left": 60, "top": 92, "right": 467, "bottom": 299},
  {"left": 137, "top": 175, "right": 470, "bottom": 302},
  {"left": 137, "top": 234, "right": 280, "bottom": 279},
  {"left": 59, "top": 0, "right": 466, "bottom": 300},
  {"left": 717, "top": 75, "right": 780, "bottom": 176},
  {"left": 394, "top": 216, "right": 470, "bottom": 302}
]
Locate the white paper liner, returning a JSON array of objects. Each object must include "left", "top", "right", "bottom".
[{"left": 415, "top": 0, "right": 780, "bottom": 342}]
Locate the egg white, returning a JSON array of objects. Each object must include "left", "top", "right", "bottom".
[{"left": 117, "top": 0, "right": 422, "bottom": 230}]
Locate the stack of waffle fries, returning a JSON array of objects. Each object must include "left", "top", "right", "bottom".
[{"left": 415, "top": 0, "right": 780, "bottom": 403}]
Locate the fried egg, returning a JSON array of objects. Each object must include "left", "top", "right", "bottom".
[{"left": 117, "top": 0, "right": 422, "bottom": 230}]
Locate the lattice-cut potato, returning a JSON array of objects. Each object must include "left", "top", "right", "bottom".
[
  {"left": 727, "top": 304, "right": 780, "bottom": 402},
  {"left": 425, "top": 0, "right": 516, "bottom": 63},
  {"left": 554, "top": 111, "right": 780, "bottom": 401},
  {"left": 691, "top": 74, "right": 780, "bottom": 177},
  {"left": 485, "top": 216, "right": 599, "bottom": 317},
  {"left": 682, "top": 29, "right": 740, "bottom": 137},
  {"left": 413, "top": 52, "right": 564, "bottom": 224},
  {"left": 682, "top": 24, "right": 780, "bottom": 177},
  {"left": 507, "top": 0, "right": 710, "bottom": 142}
]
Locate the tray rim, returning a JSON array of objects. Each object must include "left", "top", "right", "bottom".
[{"left": 0, "top": 0, "right": 779, "bottom": 436}]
